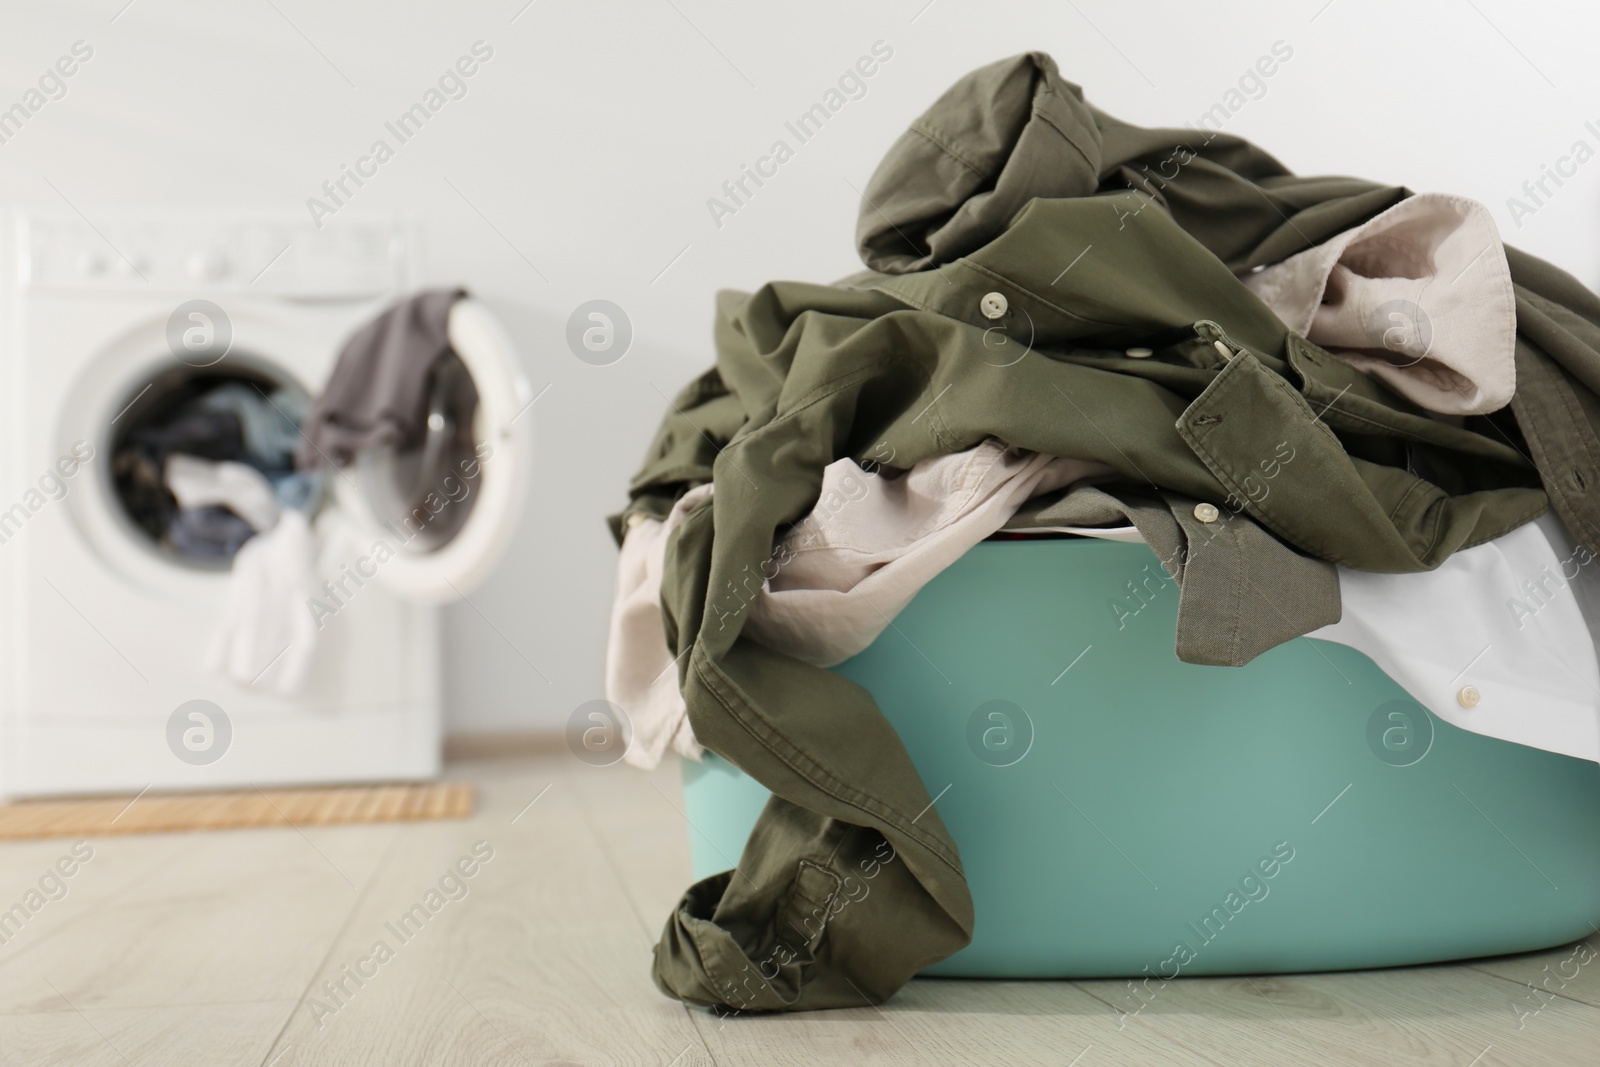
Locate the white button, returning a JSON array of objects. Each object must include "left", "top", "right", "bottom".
[
  {"left": 1212, "top": 340, "right": 1235, "bottom": 361},
  {"left": 1124, "top": 347, "right": 1154, "bottom": 359},
  {"left": 625, "top": 513, "right": 646, "bottom": 529},
  {"left": 980, "top": 292, "right": 1008, "bottom": 320},
  {"left": 1193, "top": 503, "right": 1220, "bottom": 523},
  {"left": 1457, "top": 685, "right": 1481, "bottom": 709}
]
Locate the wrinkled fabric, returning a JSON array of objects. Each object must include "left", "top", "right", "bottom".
[
  {"left": 857, "top": 53, "right": 1101, "bottom": 273},
  {"left": 169, "top": 506, "right": 255, "bottom": 557},
  {"left": 123, "top": 407, "right": 245, "bottom": 462},
  {"left": 1315, "top": 511, "right": 1600, "bottom": 762},
  {"left": 854, "top": 50, "right": 1600, "bottom": 557},
  {"left": 207, "top": 510, "right": 319, "bottom": 694},
  {"left": 847, "top": 228, "right": 1542, "bottom": 572},
  {"left": 297, "top": 288, "right": 466, "bottom": 469},
  {"left": 608, "top": 484, "right": 713, "bottom": 769},
  {"left": 615, "top": 499, "right": 1600, "bottom": 770},
  {"left": 164, "top": 454, "right": 280, "bottom": 532},
  {"left": 1244, "top": 193, "right": 1516, "bottom": 415},
  {"left": 744, "top": 441, "right": 1114, "bottom": 666},
  {"left": 856, "top": 51, "right": 1383, "bottom": 277},
  {"left": 197, "top": 383, "right": 307, "bottom": 469},
  {"left": 115, "top": 408, "right": 246, "bottom": 542},
  {"left": 608, "top": 445, "right": 1337, "bottom": 771}
]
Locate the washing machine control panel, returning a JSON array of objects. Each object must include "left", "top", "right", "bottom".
[{"left": 18, "top": 213, "right": 407, "bottom": 297}]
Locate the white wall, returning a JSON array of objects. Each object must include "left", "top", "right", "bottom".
[{"left": 2, "top": 0, "right": 1596, "bottom": 735}]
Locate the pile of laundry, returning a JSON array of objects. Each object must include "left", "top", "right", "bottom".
[{"left": 606, "top": 53, "right": 1600, "bottom": 1012}]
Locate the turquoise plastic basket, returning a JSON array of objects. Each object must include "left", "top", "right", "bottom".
[{"left": 680, "top": 538, "right": 1600, "bottom": 978}]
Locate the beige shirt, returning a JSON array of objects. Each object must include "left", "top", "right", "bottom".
[{"left": 1244, "top": 193, "right": 1516, "bottom": 415}]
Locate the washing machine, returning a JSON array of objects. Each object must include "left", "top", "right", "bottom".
[{"left": 0, "top": 210, "right": 533, "bottom": 799}]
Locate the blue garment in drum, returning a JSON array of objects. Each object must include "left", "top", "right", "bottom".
[{"left": 196, "top": 384, "right": 307, "bottom": 471}]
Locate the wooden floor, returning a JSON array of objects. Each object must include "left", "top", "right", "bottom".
[{"left": 2, "top": 748, "right": 1596, "bottom": 1066}]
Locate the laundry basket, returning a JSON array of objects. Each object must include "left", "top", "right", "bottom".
[{"left": 680, "top": 537, "right": 1600, "bottom": 977}]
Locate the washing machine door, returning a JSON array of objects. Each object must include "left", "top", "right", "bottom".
[{"left": 336, "top": 298, "right": 534, "bottom": 603}]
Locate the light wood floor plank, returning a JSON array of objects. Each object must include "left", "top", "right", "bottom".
[
  {"left": 1470, "top": 934, "right": 1600, "bottom": 1011},
  {"left": 1076, "top": 962, "right": 1600, "bottom": 1066},
  {"left": 0, "top": 835, "right": 191, "bottom": 974},
  {"left": 0, "top": 824, "right": 396, "bottom": 1013},
  {"left": 694, "top": 977, "right": 1212, "bottom": 1067},
  {"left": 557, "top": 754, "right": 701, "bottom": 931},
  {"left": 1, "top": 1000, "right": 294, "bottom": 1067},
  {"left": 254, "top": 752, "right": 716, "bottom": 1066}
]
